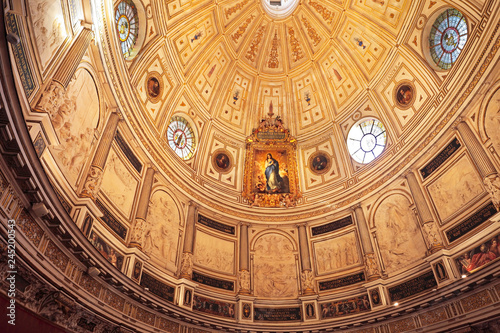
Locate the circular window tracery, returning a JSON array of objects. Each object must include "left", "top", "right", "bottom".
[
  {"left": 347, "top": 118, "right": 387, "bottom": 164},
  {"left": 115, "top": 0, "right": 139, "bottom": 58},
  {"left": 166, "top": 116, "right": 196, "bottom": 160},
  {"left": 429, "top": 8, "right": 468, "bottom": 70}
]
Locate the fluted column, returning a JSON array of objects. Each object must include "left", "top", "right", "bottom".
[
  {"left": 79, "top": 112, "right": 120, "bottom": 200},
  {"left": 129, "top": 167, "right": 155, "bottom": 249},
  {"left": 180, "top": 202, "right": 197, "bottom": 279},
  {"left": 456, "top": 120, "right": 500, "bottom": 210},
  {"left": 406, "top": 171, "right": 444, "bottom": 253},
  {"left": 354, "top": 205, "right": 381, "bottom": 280},
  {"left": 297, "top": 224, "right": 314, "bottom": 294},
  {"left": 53, "top": 27, "right": 94, "bottom": 88},
  {"left": 238, "top": 223, "right": 251, "bottom": 294},
  {"left": 34, "top": 27, "right": 94, "bottom": 116}
]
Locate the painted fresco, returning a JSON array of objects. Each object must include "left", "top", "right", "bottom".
[
  {"left": 427, "top": 155, "right": 484, "bottom": 222},
  {"left": 89, "top": 231, "right": 124, "bottom": 270},
  {"left": 101, "top": 149, "right": 138, "bottom": 216},
  {"left": 28, "top": 0, "right": 67, "bottom": 69},
  {"left": 49, "top": 69, "right": 99, "bottom": 186},
  {"left": 456, "top": 232, "right": 500, "bottom": 276},
  {"left": 314, "top": 232, "right": 361, "bottom": 274},
  {"left": 143, "top": 190, "right": 180, "bottom": 267},
  {"left": 253, "top": 233, "right": 298, "bottom": 298},
  {"left": 192, "top": 295, "right": 235, "bottom": 318},
  {"left": 374, "top": 194, "right": 426, "bottom": 274},
  {"left": 194, "top": 230, "right": 234, "bottom": 274},
  {"left": 320, "top": 295, "right": 371, "bottom": 318}
]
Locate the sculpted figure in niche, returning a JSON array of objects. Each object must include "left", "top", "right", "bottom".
[{"left": 374, "top": 195, "right": 426, "bottom": 274}]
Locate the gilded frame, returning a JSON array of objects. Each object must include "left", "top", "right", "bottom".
[{"left": 243, "top": 115, "right": 301, "bottom": 208}]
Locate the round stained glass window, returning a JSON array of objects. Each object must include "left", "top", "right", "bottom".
[
  {"left": 166, "top": 116, "right": 196, "bottom": 160},
  {"left": 115, "top": 0, "right": 139, "bottom": 58},
  {"left": 347, "top": 119, "right": 386, "bottom": 164},
  {"left": 429, "top": 8, "right": 468, "bottom": 70}
]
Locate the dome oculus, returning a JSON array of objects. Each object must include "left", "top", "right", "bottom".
[
  {"left": 115, "top": 0, "right": 139, "bottom": 58},
  {"left": 429, "top": 8, "right": 468, "bottom": 70},
  {"left": 167, "top": 116, "right": 196, "bottom": 160},
  {"left": 347, "top": 119, "right": 386, "bottom": 164},
  {"left": 261, "top": 0, "right": 300, "bottom": 19}
]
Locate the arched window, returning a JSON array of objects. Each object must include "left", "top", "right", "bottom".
[
  {"left": 115, "top": 0, "right": 139, "bottom": 58},
  {"left": 347, "top": 118, "right": 386, "bottom": 164},
  {"left": 166, "top": 116, "right": 197, "bottom": 160},
  {"left": 429, "top": 8, "right": 468, "bottom": 70}
]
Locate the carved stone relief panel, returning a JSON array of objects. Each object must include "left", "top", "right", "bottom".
[
  {"left": 48, "top": 68, "right": 99, "bottom": 186},
  {"left": 484, "top": 86, "right": 500, "bottom": 155},
  {"left": 28, "top": 0, "right": 67, "bottom": 69},
  {"left": 194, "top": 229, "right": 235, "bottom": 275},
  {"left": 100, "top": 149, "right": 138, "bottom": 217},
  {"left": 143, "top": 190, "right": 180, "bottom": 268},
  {"left": 427, "top": 154, "right": 484, "bottom": 223},
  {"left": 253, "top": 233, "right": 298, "bottom": 298},
  {"left": 313, "top": 231, "right": 361, "bottom": 275},
  {"left": 374, "top": 194, "right": 426, "bottom": 274}
]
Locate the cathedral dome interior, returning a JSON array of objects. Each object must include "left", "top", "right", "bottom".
[{"left": 1, "top": 0, "right": 500, "bottom": 332}]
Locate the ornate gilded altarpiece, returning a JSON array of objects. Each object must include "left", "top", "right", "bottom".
[{"left": 243, "top": 109, "right": 301, "bottom": 208}]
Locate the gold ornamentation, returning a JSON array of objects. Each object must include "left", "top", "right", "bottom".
[
  {"left": 268, "top": 32, "right": 280, "bottom": 68},
  {"left": 246, "top": 25, "right": 266, "bottom": 62},
  {"left": 243, "top": 105, "right": 301, "bottom": 207},
  {"left": 225, "top": 0, "right": 250, "bottom": 19},
  {"left": 231, "top": 15, "right": 255, "bottom": 43},
  {"left": 308, "top": 1, "right": 333, "bottom": 25},
  {"left": 288, "top": 27, "right": 304, "bottom": 62},
  {"left": 301, "top": 16, "right": 321, "bottom": 47}
]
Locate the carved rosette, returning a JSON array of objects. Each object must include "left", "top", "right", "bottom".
[
  {"left": 364, "top": 253, "right": 381, "bottom": 280},
  {"left": 300, "top": 270, "right": 315, "bottom": 294},
  {"left": 129, "top": 218, "right": 147, "bottom": 249},
  {"left": 484, "top": 174, "right": 500, "bottom": 211},
  {"left": 180, "top": 252, "right": 193, "bottom": 278},
  {"left": 80, "top": 165, "right": 104, "bottom": 200},
  {"left": 239, "top": 269, "right": 251, "bottom": 294}
]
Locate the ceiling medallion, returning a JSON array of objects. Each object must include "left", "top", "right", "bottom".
[
  {"left": 393, "top": 80, "right": 416, "bottom": 110},
  {"left": 212, "top": 149, "right": 233, "bottom": 173},
  {"left": 308, "top": 152, "right": 331, "bottom": 175},
  {"left": 260, "top": 0, "right": 300, "bottom": 19},
  {"left": 243, "top": 102, "right": 301, "bottom": 208}
]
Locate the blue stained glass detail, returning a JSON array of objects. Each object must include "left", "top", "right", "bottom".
[{"left": 429, "top": 9, "right": 468, "bottom": 70}]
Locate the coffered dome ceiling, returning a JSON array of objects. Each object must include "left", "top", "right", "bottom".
[
  {"left": 3, "top": 0, "right": 500, "bottom": 331},
  {"left": 96, "top": 0, "right": 480, "bottom": 221}
]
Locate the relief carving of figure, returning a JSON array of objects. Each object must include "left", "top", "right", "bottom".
[
  {"left": 239, "top": 270, "right": 251, "bottom": 292},
  {"left": 484, "top": 174, "right": 500, "bottom": 211},
  {"left": 180, "top": 252, "right": 193, "bottom": 277},
  {"left": 300, "top": 270, "right": 315, "bottom": 292}
]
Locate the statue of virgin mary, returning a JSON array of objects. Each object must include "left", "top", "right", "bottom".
[{"left": 265, "top": 153, "right": 282, "bottom": 192}]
